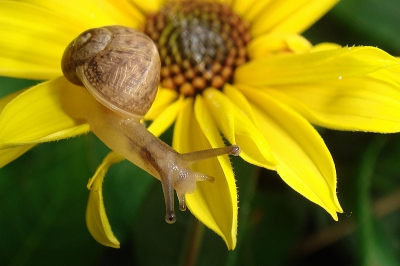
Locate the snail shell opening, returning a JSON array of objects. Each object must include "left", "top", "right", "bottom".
[{"left": 62, "top": 26, "right": 161, "bottom": 118}]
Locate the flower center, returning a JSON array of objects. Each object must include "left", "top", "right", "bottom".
[{"left": 143, "top": 1, "right": 251, "bottom": 96}]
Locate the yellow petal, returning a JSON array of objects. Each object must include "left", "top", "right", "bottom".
[
  {"left": 202, "top": 90, "right": 236, "bottom": 144},
  {"left": 235, "top": 46, "right": 398, "bottom": 86},
  {"left": 86, "top": 151, "right": 125, "bottom": 248},
  {"left": 369, "top": 61, "right": 400, "bottom": 84},
  {"left": 312, "top": 42, "right": 342, "bottom": 51},
  {"left": 223, "top": 83, "right": 256, "bottom": 122},
  {"left": 147, "top": 95, "right": 183, "bottom": 137},
  {"left": 203, "top": 88, "right": 276, "bottom": 169},
  {"left": 239, "top": 0, "right": 273, "bottom": 22},
  {"left": 248, "top": 33, "right": 312, "bottom": 59},
  {"left": 270, "top": 0, "right": 339, "bottom": 34},
  {"left": 231, "top": 0, "right": 262, "bottom": 18},
  {"left": 0, "top": 77, "right": 90, "bottom": 148},
  {"left": 0, "top": 1, "right": 72, "bottom": 79},
  {"left": 0, "top": 90, "right": 36, "bottom": 167},
  {"left": 238, "top": 85, "right": 342, "bottom": 220},
  {"left": 251, "top": 0, "right": 339, "bottom": 36},
  {"left": 145, "top": 88, "right": 179, "bottom": 121},
  {"left": 130, "top": 0, "right": 164, "bottom": 13},
  {"left": 266, "top": 66, "right": 400, "bottom": 132},
  {"left": 0, "top": 0, "right": 143, "bottom": 80},
  {"left": 173, "top": 97, "right": 237, "bottom": 250},
  {"left": 0, "top": 90, "right": 24, "bottom": 110},
  {"left": 27, "top": 0, "right": 144, "bottom": 28},
  {"left": 0, "top": 145, "right": 35, "bottom": 168}
]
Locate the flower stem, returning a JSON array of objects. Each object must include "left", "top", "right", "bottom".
[{"left": 183, "top": 218, "right": 205, "bottom": 266}]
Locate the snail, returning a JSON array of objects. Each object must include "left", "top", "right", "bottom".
[{"left": 61, "top": 26, "right": 240, "bottom": 223}]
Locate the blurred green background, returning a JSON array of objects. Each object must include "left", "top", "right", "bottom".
[{"left": 1, "top": 0, "right": 400, "bottom": 265}]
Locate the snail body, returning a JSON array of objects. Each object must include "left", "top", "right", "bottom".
[{"left": 61, "top": 26, "right": 240, "bottom": 223}]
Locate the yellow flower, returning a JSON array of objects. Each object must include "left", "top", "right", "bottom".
[{"left": 1, "top": 0, "right": 399, "bottom": 250}]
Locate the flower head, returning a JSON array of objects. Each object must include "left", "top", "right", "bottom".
[{"left": 1, "top": 0, "right": 399, "bottom": 250}]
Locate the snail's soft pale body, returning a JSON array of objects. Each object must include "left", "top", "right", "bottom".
[{"left": 61, "top": 26, "right": 240, "bottom": 223}]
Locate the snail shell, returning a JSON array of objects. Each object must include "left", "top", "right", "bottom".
[
  {"left": 61, "top": 26, "right": 160, "bottom": 118},
  {"left": 61, "top": 25, "right": 240, "bottom": 231}
]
